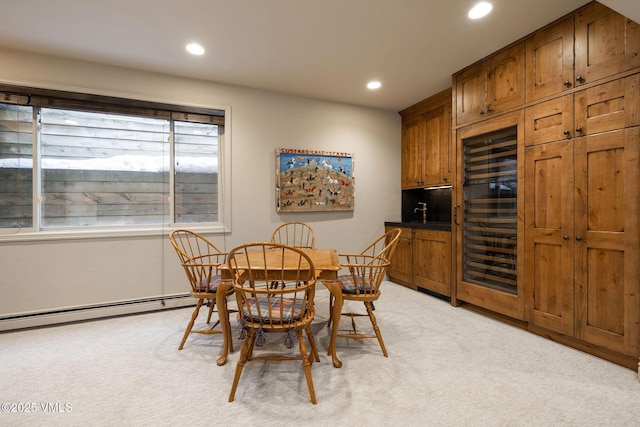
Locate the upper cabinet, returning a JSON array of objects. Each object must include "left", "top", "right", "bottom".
[
  {"left": 575, "top": 2, "right": 640, "bottom": 86},
  {"left": 400, "top": 89, "right": 452, "bottom": 189},
  {"left": 526, "top": 2, "right": 640, "bottom": 103},
  {"left": 525, "top": 17, "right": 575, "bottom": 101},
  {"left": 455, "top": 43, "right": 525, "bottom": 126}
]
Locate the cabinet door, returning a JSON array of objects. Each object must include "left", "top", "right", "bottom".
[
  {"left": 524, "top": 140, "right": 574, "bottom": 335},
  {"left": 442, "top": 103, "right": 453, "bottom": 184},
  {"left": 386, "top": 227, "right": 413, "bottom": 288},
  {"left": 525, "top": 95, "right": 574, "bottom": 146},
  {"left": 421, "top": 106, "right": 446, "bottom": 186},
  {"left": 574, "top": 75, "right": 640, "bottom": 136},
  {"left": 574, "top": 128, "right": 640, "bottom": 356},
  {"left": 486, "top": 43, "right": 525, "bottom": 114},
  {"left": 456, "top": 112, "right": 525, "bottom": 320},
  {"left": 401, "top": 117, "right": 424, "bottom": 188},
  {"left": 575, "top": 3, "right": 640, "bottom": 86},
  {"left": 413, "top": 229, "right": 451, "bottom": 296},
  {"left": 525, "top": 17, "right": 574, "bottom": 102},
  {"left": 455, "top": 62, "right": 486, "bottom": 125}
]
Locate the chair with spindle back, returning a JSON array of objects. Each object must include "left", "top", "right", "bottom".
[
  {"left": 226, "top": 242, "right": 320, "bottom": 404},
  {"left": 169, "top": 229, "right": 233, "bottom": 365},
  {"left": 326, "top": 228, "right": 401, "bottom": 358}
]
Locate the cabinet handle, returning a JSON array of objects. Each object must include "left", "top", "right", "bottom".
[
  {"left": 563, "top": 235, "right": 569, "bottom": 240},
  {"left": 454, "top": 204, "right": 460, "bottom": 226},
  {"left": 576, "top": 75, "right": 585, "bottom": 84},
  {"left": 485, "top": 105, "right": 493, "bottom": 113},
  {"left": 575, "top": 126, "right": 583, "bottom": 133},
  {"left": 576, "top": 236, "right": 583, "bottom": 241},
  {"left": 563, "top": 129, "right": 571, "bottom": 138},
  {"left": 563, "top": 80, "right": 572, "bottom": 87},
  {"left": 479, "top": 110, "right": 485, "bottom": 115}
]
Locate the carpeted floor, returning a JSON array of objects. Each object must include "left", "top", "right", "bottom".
[{"left": 1, "top": 282, "right": 639, "bottom": 426}]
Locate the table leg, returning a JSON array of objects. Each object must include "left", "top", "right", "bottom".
[
  {"left": 216, "top": 279, "right": 233, "bottom": 366},
  {"left": 323, "top": 280, "right": 343, "bottom": 368}
]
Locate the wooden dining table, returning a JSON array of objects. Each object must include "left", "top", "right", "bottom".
[{"left": 217, "top": 247, "right": 346, "bottom": 368}]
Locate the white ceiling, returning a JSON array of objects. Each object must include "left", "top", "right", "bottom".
[{"left": 0, "top": 0, "right": 638, "bottom": 112}]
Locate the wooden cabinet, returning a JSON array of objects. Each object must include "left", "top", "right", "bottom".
[
  {"left": 446, "top": 1, "right": 640, "bottom": 368},
  {"left": 386, "top": 226, "right": 452, "bottom": 297},
  {"left": 455, "top": 43, "right": 525, "bottom": 125},
  {"left": 400, "top": 90, "right": 452, "bottom": 189},
  {"left": 575, "top": 2, "right": 640, "bottom": 87},
  {"left": 525, "top": 74, "right": 640, "bottom": 146},
  {"left": 386, "top": 226, "right": 413, "bottom": 288},
  {"left": 526, "top": 3, "right": 640, "bottom": 103},
  {"left": 525, "top": 128, "right": 640, "bottom": 356},
  {"left": 525, "top": 17, "right": 575, "bottom": 102},
  {"left": 413, "top": 229, "right": 451, "bottom": 297}
]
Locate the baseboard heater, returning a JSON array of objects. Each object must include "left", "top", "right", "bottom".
[
  {"left": 0, "top": 293, "right": 193, "bottom": 332},
  {"left": 417, "top": 286, "right": 451, "bottom": 303}
]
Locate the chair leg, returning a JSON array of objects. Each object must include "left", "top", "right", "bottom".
[
  {"left": 305, "top": 325, "right": 320, "bottom": 363},
  {"left": 365, "top": 301, "right": 388, "bottom": 357},
  {"left": 206, "top": 298, "right": 215, "bottom": 323},
  {"left": 327, "top": 294, "right": 334, "bottom": 328},
  {"left": 179, "top": 298, "right": 204, "bottom": 350},
  {"left": 297, "top": 329, "right": 317, "bottom": 404},
  {"left": 229, "top": 330, "right": 255, "bottom": 402}
]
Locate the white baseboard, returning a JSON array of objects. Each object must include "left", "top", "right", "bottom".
[{"left": 0, "top": 294, "right": 193, "bottom": 332}]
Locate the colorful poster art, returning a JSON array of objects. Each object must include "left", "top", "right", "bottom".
[{"left": 276, "top": 148, "right": 354, "bottom": 212}]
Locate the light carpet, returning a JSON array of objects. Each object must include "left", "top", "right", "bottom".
[{"left": 1, "top": 282, "right": 639, "bottom": 427}]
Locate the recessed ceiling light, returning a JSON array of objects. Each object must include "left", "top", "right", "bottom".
[
  {"left": 186, "top": 43, "right": 205, "bottom": 55},
  {"left": 367, "top": 81, "right": 382, "bottom": 90},
  {"left": 468, "top": 2, "right": 493, "bottom": 19}
]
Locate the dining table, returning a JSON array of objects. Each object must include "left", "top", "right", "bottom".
[{"left": 217, "top": 247, "right": 346, "bottom": 368}]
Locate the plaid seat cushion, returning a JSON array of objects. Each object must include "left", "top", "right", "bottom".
[
  {"left": 338, "top": 275, "right": 374, "bottom": 294},
  {"left": 196, "top": 275, "right": 221, "bottom": 292},
  {"left": 242, "top": 297, "right": 304, "bottom": 322}
]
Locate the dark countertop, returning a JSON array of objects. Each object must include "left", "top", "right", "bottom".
[{"left": 385, "top": 221, "right": 452, "bottom": 231}]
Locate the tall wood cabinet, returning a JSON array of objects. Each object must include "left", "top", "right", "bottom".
[
  {"left": 524, "top": 72, "right": 640, "bottom": 357},
  {"left": 451, "top": 1, "right": 640, "bottom": 368},
  {"left": 400, "top": 89, "right": 452, "bottom": 189},
  {"left": 525, "top": 128, "right": 640, "bottom": 357}
]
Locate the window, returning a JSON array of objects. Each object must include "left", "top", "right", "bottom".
[{"left": 0, "top": 86, "right": 228, "bottom": 237}]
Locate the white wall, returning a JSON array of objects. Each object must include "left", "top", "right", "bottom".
[{"left": 0, "top": 47, "right": 402, "bottom": 328}]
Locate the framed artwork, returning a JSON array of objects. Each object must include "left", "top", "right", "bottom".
[{"left": 276, "top": 148, "right": 354, "bottom": 212}]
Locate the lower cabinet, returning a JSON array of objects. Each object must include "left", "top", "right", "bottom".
[
  {"left": 386, "top": 227, "right": 414, "bottom": 289},
  {"left": 386, "top": 226, "right": 452, "bottom": 297},
  {"left": 413, "top": 229, "right": 451, "bottom": 297}
]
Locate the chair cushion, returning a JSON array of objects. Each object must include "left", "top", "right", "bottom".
[
  {"left": 338, "top": 275, "right": 374, "bottom": 294},
  {"left": 196, "top": 275, "right": 221, "bottom": 292},
  {"left": 242, "top": 297, "right": 304, "bottom": 323}
]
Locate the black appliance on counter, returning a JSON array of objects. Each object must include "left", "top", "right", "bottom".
[{"left": 401, "top": 186, "right": 452, "bottom": 223}]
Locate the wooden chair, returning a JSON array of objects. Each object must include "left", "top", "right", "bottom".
[
  {"left": 169, "top": 229, "right": 233, "bottom": 365},
  {"left": 227, "top": 242, "right": 320, "bottom": 404},
  {"left": 326, "top": 228, "right": 401, "bottom": 357},
  {"left": 270, "top": 222, "right": 316, "bottom": 249}
]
